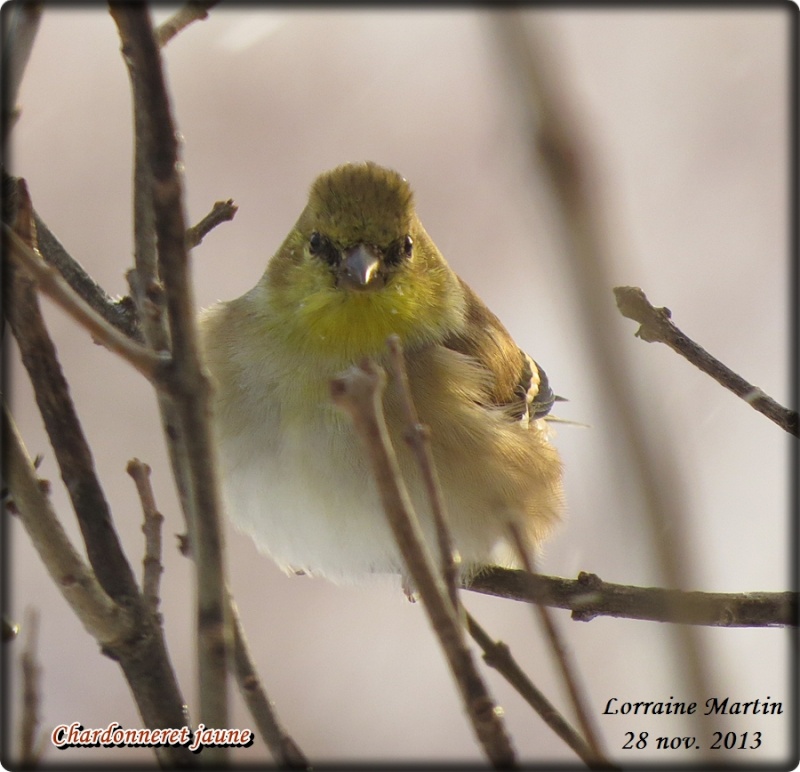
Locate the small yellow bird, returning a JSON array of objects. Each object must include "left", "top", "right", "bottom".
[{"left": 199, "top": 162, "right": 563, "bottom": 584}]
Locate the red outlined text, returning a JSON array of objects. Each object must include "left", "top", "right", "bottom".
[{"left": 51, "top": 722, "right": 253, "bottom": 753}]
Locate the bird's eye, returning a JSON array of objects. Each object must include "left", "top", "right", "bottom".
[
  {"left": 386, "top": 235, "right": 413, "bottom": 266},
  {"left": 308, "top": 231, "right": 339, "bottom": 266}
]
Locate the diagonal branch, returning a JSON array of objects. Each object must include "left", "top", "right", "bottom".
[
  {"left": 5, "top": 210, "right": 196, "bottom": 765},
  {"left": 385, "top": 337, "right": 613, "bottom": 765},
  {"left": 4, "top": 407, "right": 133, "bottom": 646},
  {"left": 614, "top": 285, "right": 798, "bottom": 437},
  {"left": 331, "top": 361, "right": 517, "bottom": 769},
  {"left": 508, "top": 526, "right": 608, "bottom": 765},
  {"left": 227, "top": 597, "right": 311, "bottom": 768},
  {"left": 386, "top": 336, "right": 461, "bottom": 610},
  {"left": 3, "top": 174, "right": 236, "bottom": 344},
  {"left": 37, "top": 212, "right": 142, "bottom": 338},
  {"left": 156, "top": 1, "right": 219, "bottom": 48},
  {"left": 2, "top": 173, "right": 142, "bottom": 340},
  {"left": 465, "top": 611, "right": 616, "bottom": 770},
  {"left": 4, "top": 222, "right": 164, "bottom": 381},
  {"left": 4, "top": 182, "right": 142, "bottom": 603}
]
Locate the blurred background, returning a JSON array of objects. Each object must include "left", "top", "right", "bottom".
[{"left": 5, "top": 6, "right": 793, "bottom": 767}]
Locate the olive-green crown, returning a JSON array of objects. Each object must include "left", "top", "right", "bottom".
[{"left": 305, "top": 162, "right": 415, "bottom": 246}]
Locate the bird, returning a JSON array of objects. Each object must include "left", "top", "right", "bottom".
[{"left": 199, "top": 161, "right": 563, "bottom": 586}]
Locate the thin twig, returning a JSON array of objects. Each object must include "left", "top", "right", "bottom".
[
  {"left": 2, "top": 173, "right": 142, "bottom": 340},
  {"left": 110, "top": 5, "right": 231, "bottom": 750},
  {"left": 156, "top": 1, "right": 219, "bottom": 48},
  {"left": 3, "top": 183, "right": 236, "bottom": 345},
  {"left": 132, "top": 458, "right": 305, "bottom": 767},
  {"left": 4, "top": 181, "right": 143, "bottom": 603},
  {"left": 127, "top": 459, "right": 165, "bottom": 613},
  {"left": 614, "top": 285, "right": 798, "bottom": 436},
  {"left": 227, "top": 596, "right": 310, "bottom": 769},
  {"left": 386, "top": 335, "right": 461, "bottom": 610},
  {"left": 4, "top": 223, "right": 164, "bottom": 381},
  {"left": 34, "top": 216, "right": 141, "bottom": 340},
  {"left": 130, "top": 452, "right": 304, "bottom": 768},
  {"left": 185, "top": 199, "right": 238, "bottom": 250},
  {"left": 467, "top": 568, "right": 797, "bottom": 627},
  {"left": 465, "top": 611, "right": 615, "bottom": 770},
  {"left": 3, "top": 179, "right": 159, "bottom": 378},
  {"left": 331, "top": 360, "right": 517, "bottom": 769},
  {"left": 509, "top": 525, "right": 608, "bottom": 766},
  {"left": 18, "top": 609, "right": 45, "bottom": 768},
  {"left": 4, "top": 408, "right": 133, "bottom": 646}
]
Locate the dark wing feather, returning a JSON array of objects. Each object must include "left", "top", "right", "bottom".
[{"left": 442, "top": 278, "right": 555, "bottom": 424}]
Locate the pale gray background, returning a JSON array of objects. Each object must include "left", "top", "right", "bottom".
[{"left": 5, "top": 6, "right": 793, "bottom": 767}]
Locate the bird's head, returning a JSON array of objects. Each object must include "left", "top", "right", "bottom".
[
  {"left": 291, "top": 162, "right": 417, "bottom": 292},
  {"left": 262, "top": 162, "right": 463, "bottom": 359}
]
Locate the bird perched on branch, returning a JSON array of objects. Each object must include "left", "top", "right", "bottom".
[{"left": 200, "top": 161, "right": 563, "bottom": 584}]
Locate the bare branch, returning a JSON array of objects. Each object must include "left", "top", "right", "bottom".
[
  {"left": 331, "top": 360, "right": 516, "bottom": 768},
  {"left": 4, "top": 223, "right": 164, "bottom": 381},
  {"left": 386, "top": 338, "right": 609, "bottom": 765},
  {"left": 228, "top": 597, "right": 310, "bottom": 768},
  {"left": 4, "top": 408, "right": 133, "bottom": 646},
  {"left": 2, "top": 185, "right": 237, "bottom": 352},
  {"left": 129, "top": 455, "right": 305, "bottom": 765},
  {"left": 127, "top": 459, "right": 165, "bottom": 613},
  {"left": 4, "top": 181, "right": 143, "bottom": 603},
  {"left": 386, "top": 335, "right": 461, "bottom": 610},
  {"left": 156, "top": 1, "right": 219, "bottom": 48},
  {"left": 467, "top": 568, "right": 798, "bottom": 628},
  {"left": 465, "top": 611, "right": 615, "bottom": 770},
  {"left": 128, "top": 454, "right": 305, "bottom": 767},
  {"left": 508, "top": 525, "right": 609, "bottom": 765},
  {"left": 185, "top": 198, "right": 238, "bottom": 250},
  {"left": 6, "top": 408, "right": 196, "bottom": 766},
  {"left": 614, "top": 285, "right": 798, "bottom": 436},
  {"left": 110, "top": 4, "right": 230, "bottom": 748},
  {"left": 2, "top": 172, "right": 142, "bottom": 340},
  {"left": 5, "top": 20, "right": 197, "bottom": 762},
  {"left": 118, "top": 0, "right": 193, "bottom": 559}
]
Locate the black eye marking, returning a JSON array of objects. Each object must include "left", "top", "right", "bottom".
[
  {"left": 309, "top": 231, "right": 323, "bottom": 254},
  {"left": 385, "top": 235, "right": 413, "bottom": 266},
  {"left": 308, "top": 232, "right": 339, "bottom": 266}
]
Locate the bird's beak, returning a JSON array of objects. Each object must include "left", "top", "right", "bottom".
[{"left": 340, "top": 244, "right": 382, "bottom": 289}]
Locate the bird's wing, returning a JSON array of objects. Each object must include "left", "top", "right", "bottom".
[{"left": 441, "top": 278, "right": 555, "bottom": 424}]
